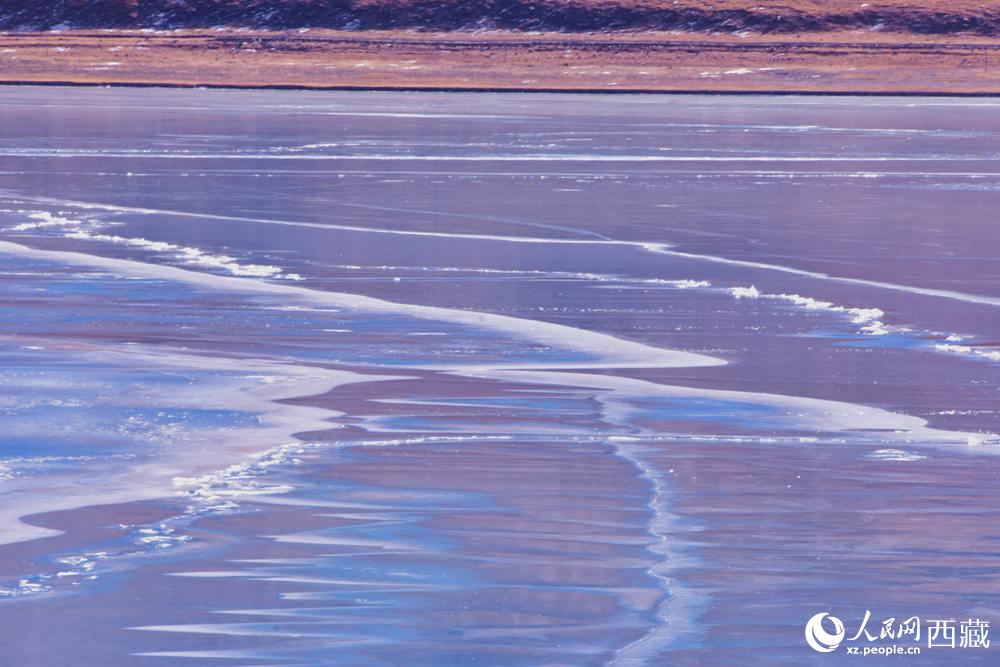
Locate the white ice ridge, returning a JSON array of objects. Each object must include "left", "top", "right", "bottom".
[
  {"left": 4, "top": 441, "right": 314, "bottom": 595},
  {"left": 9, "top": 211, "right": 85, "bottom": 231},
  {"left": 647, "top": 244, "right": 1000, "bottom": 309},
  {"left": 608, "top": 438, "right": 700, "bottom": 665},
  {"left": 8, "top": 191, "right": 999, "bottom": 311},
  {"left": 867, "top": 449, "right": 929, "bottom": 462},
  {"left": 935, "top": 343, "right": 1000, "bottom": 363},
  {"left": 0, "top": 239, "right": 721, "bottom": 372},
  {"left": 63, "top": 230, "right": 304, "bottom": 281},
  {"left": 172, "top": 442, "right": 308, "bottom": 507},
  {"left": 474, "top": 369, "right": 996, "bottom": 450},
  {"left": 724, "top": 287, "right": 998, "bottom": 357},
  {"left": 729, "top": 285, "right": 889, "bottom": 335}
]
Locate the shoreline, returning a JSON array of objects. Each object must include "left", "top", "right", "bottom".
[
  {"left": 5, "top": 80, "right": 1000, "bottom": 96},
  {"left": 1, "top": 29, "right": 999, "bottom": 95}
]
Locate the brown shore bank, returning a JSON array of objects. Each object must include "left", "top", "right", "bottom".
[{"left": 0, "top": 29, "right": 999, "bottom": 94}]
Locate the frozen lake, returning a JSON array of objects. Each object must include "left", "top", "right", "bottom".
[{"left": 0, "top": 89, "right": 998, "bottom": 665}]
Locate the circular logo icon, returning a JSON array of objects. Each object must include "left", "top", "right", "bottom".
[{"left": 805, "top": 612, "right": 845, "bottom": 653}]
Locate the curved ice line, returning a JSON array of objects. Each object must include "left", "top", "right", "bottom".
[
  {"left": 474, "top": 369, "right": 992, "bottom": 447},
  {"left": 607, "top": 440, "right": 695, "bottom": 666},
  {"left": 0, "top": 150, "right": 988, "bottom": 163},
  {"left": 0, "top": 192, "right": 630, "bottom": 248},
  {"left": 651, "top": 246, "right": 1000, "bottom": 308},
  {"left": 337, "top": 201, "right": 614, "bottom": 241},
  {"left": 6, "top": 191, "right": 997, "bottom": 311},
  {"left": 0, "top": 239, "right": 719, "bottom": 372}
]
